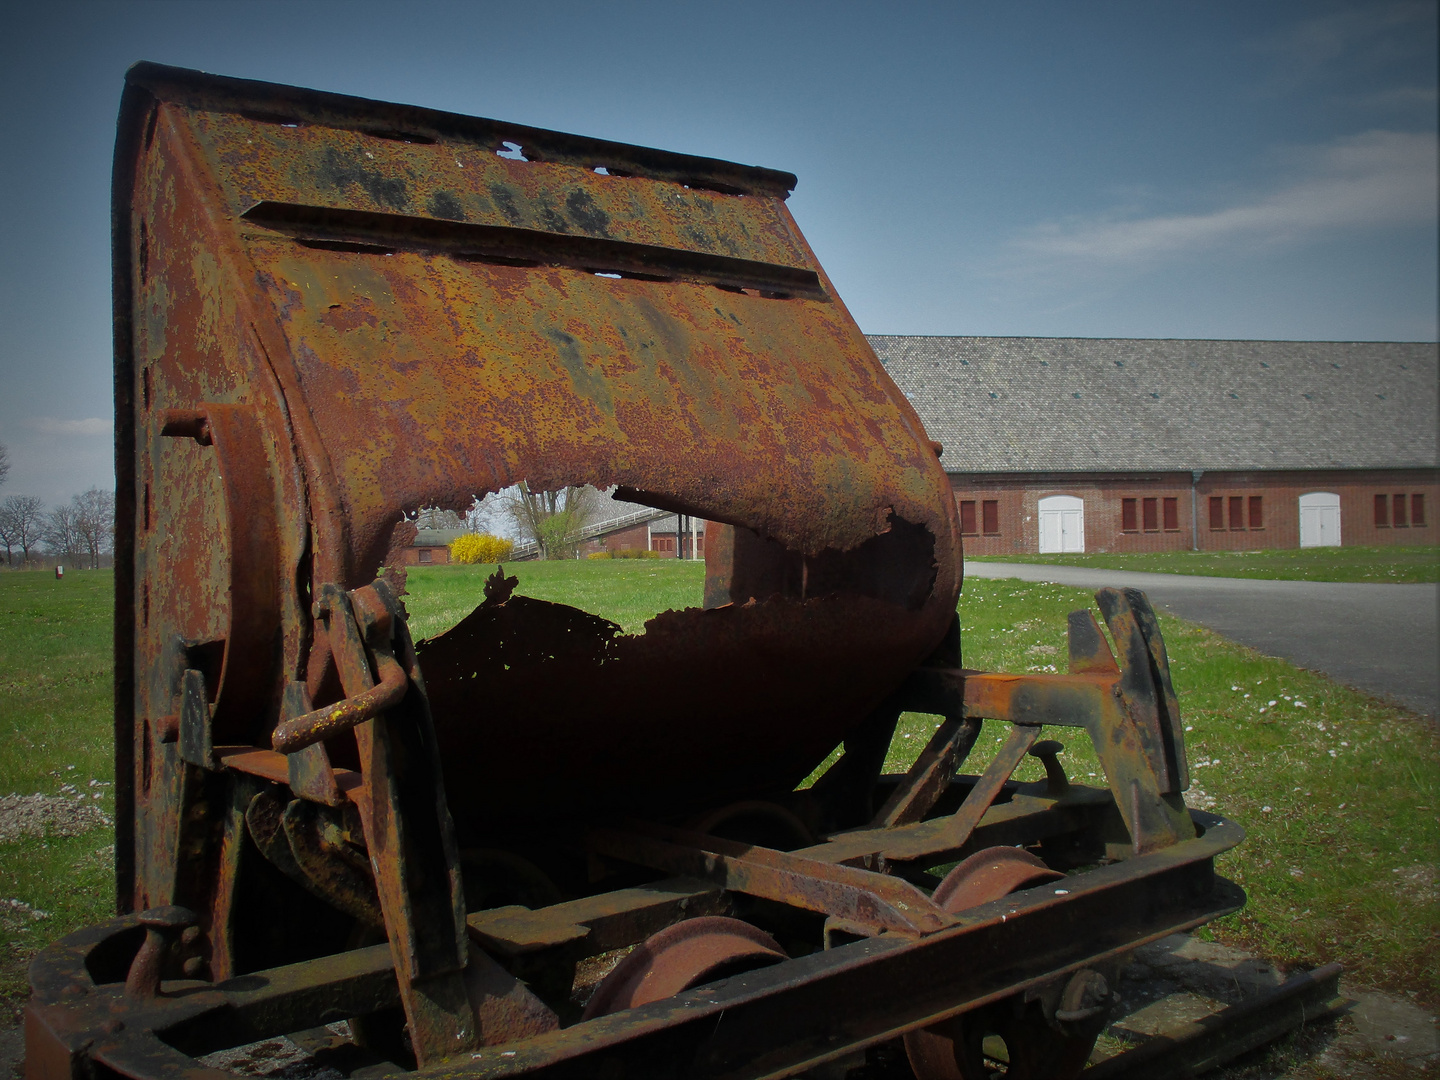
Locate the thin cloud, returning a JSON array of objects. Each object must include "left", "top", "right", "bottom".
[
  {"left": 1348, "top": 85, "right": 1439, "bottom": 112},
  {"left": 1008, "top": 130, "right": 1437, "bottom": 268},
  {"left": 1250, "top": 2, "right": 1436, "bottom": 92},
  {"left": 25, "top": 417, "right": 113, "bottom": 437}
]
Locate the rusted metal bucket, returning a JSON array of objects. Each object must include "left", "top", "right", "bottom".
[{"left": 112, "top": 61, "right": 960, "bottom": 839}]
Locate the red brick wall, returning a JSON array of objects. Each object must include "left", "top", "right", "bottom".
[
  {"left": 606, "top": 524, "right": 651, "bottom": 552},
  {"left": 401, "top": 545, "right": 452, "bottom": 565},
  {"left": 582, "top": 523, "right": 653, "bottom": 556},
  {"left": 950, "top": 469, "right": 1439, "bottom": 554}
]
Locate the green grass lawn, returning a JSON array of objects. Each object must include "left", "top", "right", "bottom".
[
  {"left": 0, "top": 570, "right": 116, "bottom": 1015},
  {"left": 967, "top": 544, "right": 1440, "bottom": 583},
  {"left": 403, "top": 558, "right": 707, "bottom": 639},
  {"left": 1, "top": 559, "right": 1435, "bottom": 1024}
]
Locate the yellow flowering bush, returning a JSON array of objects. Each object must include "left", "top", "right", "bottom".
[{"left": 449, "top": 533, "right": 514, "bottom": 564}]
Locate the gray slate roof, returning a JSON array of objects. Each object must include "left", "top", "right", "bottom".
[
  {"left": 413, "top": 528, "right": 467, "bottom": 547},
  {"left": 649, "top": 514, "right": 706, "bottom": 535},
  {"left": 868, "top": 336, "right": 1438, "bottom": 474}
]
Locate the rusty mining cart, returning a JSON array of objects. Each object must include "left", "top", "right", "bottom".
[{"left": 26, "top": 64, "right": 1245, "bottom": 1080}]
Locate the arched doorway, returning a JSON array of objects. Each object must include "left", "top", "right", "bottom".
[
  {"left": 1038, "top": 495, "right": 1085, "bottom": 553},
  {"left": 1299, "top": 492, "right": 1341, "bottom": 548}
]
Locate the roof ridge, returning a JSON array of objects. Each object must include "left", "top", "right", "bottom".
[{"left": 865, "top": 334, "right": 1438, "bottom": 345}]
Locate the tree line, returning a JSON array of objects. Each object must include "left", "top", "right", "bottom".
[{"left": 0, "top": 441, "right": 116, "bottom": 569}]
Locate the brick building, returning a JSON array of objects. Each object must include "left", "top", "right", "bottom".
[
  {"left": 870, "top": 336, "right": 1438, "bottom": 554},
  {"left": 644, "top": 514, "right": 706, "bottom": 558},
  {"left": 402, "top": 528, "right": 466, "bottom": 565}
]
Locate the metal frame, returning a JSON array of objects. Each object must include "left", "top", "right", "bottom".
[
  {"left": 29, "top": 574, "right": 1244, "bottom": 1078},
  {"left": 25, "top": 64, "right": 1245, "bottom": 1080},
  {"left": 28, "top": 815, "right": 1241, "bottom": 1078}
]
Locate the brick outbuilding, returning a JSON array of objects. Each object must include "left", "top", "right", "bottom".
[{"left": 871, "top": 336, "right": 1438, "bottom": 554}]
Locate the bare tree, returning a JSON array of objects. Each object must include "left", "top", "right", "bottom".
[
  {"left": 0, "top": 441, "right": 9, "bottom": 490},
  {"left": 502, "top": 483, "right": 601, "bottom": 559},
  {"left": 74, "top": 488, "right": 116, "bottom": 569},
  {"left": 0, "top": 494, "right": 46, "bottom": 567},
  {"left": 44, "top": 502, "right": 82, "bottom": 564},
  {"left": 414, "top": 506, "right": 464, "bottom": 530}
]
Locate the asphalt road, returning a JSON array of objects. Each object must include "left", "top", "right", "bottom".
[{"left": 965, "top": 563, "right": 1439, "bottom": 718}]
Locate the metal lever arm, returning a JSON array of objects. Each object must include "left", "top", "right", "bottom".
[{"left": 271, "top": 653, "right": 407, "bottom": 753}]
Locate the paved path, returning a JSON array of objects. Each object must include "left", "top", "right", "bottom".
[{"left": 965, "top": 563, "right": 1439, "bottom": 718}]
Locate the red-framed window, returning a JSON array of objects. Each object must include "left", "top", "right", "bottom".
[
  {"left": 1210, "top": 494, "right": 1262, "bottom": 530},
  {"left": 1142, "top": 497, "right": 1159, "bottom": 532},
  {"left": 960, "top": 500, "right": 977, "bottom": 536}
]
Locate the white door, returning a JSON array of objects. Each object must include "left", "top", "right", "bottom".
[
  {"left": 1298, "top": 492, "right": 1341, "bottom": 548},
  {"left": 1038, "top": 495, "right": 1085, "bottom": 553}
]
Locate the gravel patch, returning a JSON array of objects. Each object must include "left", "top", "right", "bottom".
[{"left": 0, "top": 794, "right": 110, "bottom": 844}]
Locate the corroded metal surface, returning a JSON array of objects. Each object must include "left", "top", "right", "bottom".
[{"left": 113, "top": 60, "right": 961, "bottom": 876}]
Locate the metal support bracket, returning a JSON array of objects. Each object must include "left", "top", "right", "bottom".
[{"left": 313, "top": 580, "right": 478, "bottom": 1064}]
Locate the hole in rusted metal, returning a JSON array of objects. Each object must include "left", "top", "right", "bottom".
[
  {"left": 454, "top": 252, "right": 541, "bottom": 268},
  {"left": 585, "top": 269, "right": 674, "bottom": 283},
  {"left": 142, "top": 365, "right": 152, "bottom": 410},
  {"left": 240, "top": 110, "right": 304, "bottom": 128},
  {"left": 403, "top": 491, "right": 937, "bottom": 829},
  {"left": 294, "top": 238, "right": 396, "bottom": 255},
  {"left": 681, "top": 179, "right": 746, "bottom": 196},
  {"left": 362, "top": 127, "right": 435, "bottom": 144},
  {"left": 496, "top": 140, "right": 529, "bottom": 161},
  {"left": 296, "top": 529, "right": 314, "bottom": 622},
  {"left": 138, "top": 220, "right": 148, "bottom": 285}
]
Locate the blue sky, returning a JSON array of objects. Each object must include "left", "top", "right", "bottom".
[{"left": 0, "top": 0, "right": 1435, "bottom": 503}]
